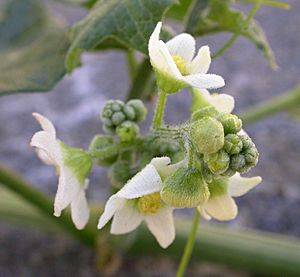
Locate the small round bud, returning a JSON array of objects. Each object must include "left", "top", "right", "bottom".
[
  {"left": 127, "top": 99, "right": 147, "bottom": 123},
  {"left": 224, "top": 134, "right": 243, "bottom": 155},
  {"left": 205, "top": 150, "right": 230, "bottom": 174},
  {"left": 202, "top": 166, "right": 213, "bottom": 184},
  {"left": 221, "top": 168, "right": 236, "bottom": 178},
  {"left": 111, "top": 100, "right": 124, "bottom": 112},
  {"left": 102, "top": 124, "right": 115, "bottom": 134},
  {"left": 123, "top": 105, "right": 136, "bottom": 121},
  {"left": 88, "top": 135, "right": 118, "bottom": 166},
  {"left": 161, "top": 168, "right": 209, "bottom": 208},
  {"left": 116, "top": 121, "right": 139, "bottom": 143},
  {"left": 111, "top": 111, "right": 126, "bottom": 126},
  {"left": 240, "top": 134, "right": 254, "bottom": 150},
  {"left": 230, "top": 154, "right": 246, "bottom": 171},
  {"left": 191, "top": 106, "right": 219, "bottom": 122},
  {"left": 218, "top": 114, "right": 242, "bottom": 134},
  {"left": 102, "top": 118, "right": 114, "bottom": 127},
  {"left": 244, "top": 147, "right": 259, "bottom": 167},
  {"left": 190, "top": 117, "right": 224, "bottom": 154},
  {"left": 108, "top": 161, "right": 133, "bottom": 189}
]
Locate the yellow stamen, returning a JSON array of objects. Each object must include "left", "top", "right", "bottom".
[
  {"left": 172, "top": 55, "right": 189, "bottom": 75},
  {"left": 137, "top": 192, "right": 161, "bottom": 215}
]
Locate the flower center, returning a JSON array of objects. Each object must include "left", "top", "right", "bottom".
[
  {"left": 172, "top": 55, "right": 189, "bottom": 75},
  {"left": 137, "top": 192, "right": 162, "bottom": 215}
]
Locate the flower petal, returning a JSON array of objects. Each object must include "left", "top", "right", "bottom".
[
  {"left": 32, "top": 113, "right": 56, "bottom": 138},
  {"left": 190, "top": 46, "right": 211, "bottom": 74},
  {"left": 183, "top": 73, "right": 225, "bottom": 89},
  {"left": 145, "top": 207, "right": 175, "bottom": 248},
  {"left": 166, "top": 33, "right": 195, "bottom": 62},
  {"left": 116, "top": 164, "right": 163, "bottom": 199},
  {"left": 203, "top": 194, "right": 238, "bottom": 221},
  {"left": 54, "top": 166, "right": 82, "bottom": 217},
  {"left": 228, "top": 173, "right": 262, "bottom": 197},
  {"left": 71, "top": 180, "right": 90, "bottom": 230},
  {"left": 197, "top": 205, "right": 212, "bottom": 221},
  {"left": 30, "top": 131, "right": 63, "bottom": 166},
  {"left": 110, "top": 203, "right": 143, "bottom": 234},
  {"left": 148, "top": 22, "right": 181, "bottom": 78},
  {"left": 97, "top": 195, "right": 126, "bottom": 229},
  {"left": 200, "top": 89, "right": 235, "bottom": 113}
]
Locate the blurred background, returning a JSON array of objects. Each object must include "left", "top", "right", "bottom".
[{"left": 0, "top": 0, "right": 299, "bottom": 276}]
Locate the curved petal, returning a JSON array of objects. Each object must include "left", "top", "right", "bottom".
[
  {"left": 228, "top": 173, "right": 262, "bottom": 197},
  {"left": 97, "top": 195, "right": 126, "bottom": 229},
  {"left": 111, "top": 204, "right": 143, "bottom": 234},
  {"left": 54, "top": 166, "right": 81, "bottom": 217},
  {"left": 148, "top": 22, "right": 181, "bottom": 78},
  {"left": 203, "top": 194, "right": 238, "bottom": 221},
  {"left": 71, "top": 181, "right": 90, "bottom": 230},
  {"left": 145, "top": 207, "right": 175, "bottom": 248},
  {"left": 200, "top": 89, "right": 235, "bottom": 113},
  {"left": 166, "top": 33, "right": 195, "bottom": 62},
  {"left": 30, "top": 131, "right": 63, "bottom": 166},
  {"left": 190, "top": 46, "right": 211, "bottom": 74},
  {"left": 117, "top": 164, "right": 163, "bottom": 199},
  {"left": 183, "top": 73, "right": 225, "bottom": 89},
  {"left": 197, "top": 205, "right": 212, "bottom": 221},
  {"left": 32, "top": 113, "right": 56, "bottom": 138}
]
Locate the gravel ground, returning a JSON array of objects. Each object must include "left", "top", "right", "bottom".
[{"left": 0, "top": 0, "right": 299, "bottom": 276}]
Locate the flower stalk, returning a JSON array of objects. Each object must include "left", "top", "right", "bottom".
[{"left": 152, "top": 90, "right": 168, "bottom": 129}]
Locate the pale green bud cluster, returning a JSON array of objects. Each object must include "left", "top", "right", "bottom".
[
  {"left": 189, "top": 107, "right": 259, "bottom": 180},
  {"left": 100, "top": 99, "right": 147, "bottom": 142}
]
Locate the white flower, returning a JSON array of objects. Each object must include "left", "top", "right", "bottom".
[
  {"left": 148, "top": 22, "right": 225, "bottom": 93},
  {"left": 192, "top": 89, "right": 235, "bottom": 114},
  {"left": 98, "top": 157, "right": 183, "bottom": 248},
  {"left": 198, "top": 173, "right": 262, "bottom": 221},
  {"left": 30, "top": 113, "right": 92, "bottom": 229}
]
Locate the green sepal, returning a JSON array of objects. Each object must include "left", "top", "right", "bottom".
[
  {"left": 155, "top": 69, "right": 186, "bottom": 94},
  {"left": 205, "top": 149, "right": 230, "bottom": 174},
  {"left": 208, "top": 178, "right": 229, "bottom": 198},
  {"left": 190, "top": 117, "right": 224, "bottom": 154},
  {"left": 218, "top": 113, "right": 242, "bottom": 134},
  {"left": 108, "top": 161, "right": 134, "bottom": 189},
  {"left": 60, "top": 143, "right": 93, "bottom": 185},
  {"left": 230, "top": 154, "right": 246, "bottom": 171},
  {"left": 161, "top": 167, "right": 210, "bottom": 208},
  {"left": 88, "top": 135, "right": 119, "bottom": 166},
  {"left": 224, "top": 134, "right": 243, "bottom": 155},
  {"left": 191, "top": 106, "right": 219, "bottom": 122}
]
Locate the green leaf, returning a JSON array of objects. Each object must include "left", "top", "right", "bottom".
[
  {"left": 0, "top": 0, "right": 70, "bottom": 96},
  {"left": 166, "top": 0, "right": 194, "bottom": 21},
  {"left": 66, "top": 0, "right": 177, "bottom": 72},
  {"left": 192, "top": 0, "right": 278, "bottom": 69}
]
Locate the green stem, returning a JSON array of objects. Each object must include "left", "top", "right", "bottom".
[
  {"left": 0, "top": 165, "right": 96, "bottom": 247},
  {"left": 152, "top": 90, "right": 167, "bottom": 129},
  {"left": 238, "top": 0, "right": 290, "bottom": 10},
  {"left": 212, "top": 0, "right": 262, "bottom": 59},
  {"left": 126, "top": 58, "right": 154, "bottom": 101},
  {"left": 176, "top": 209, "right": 200, "bottom": 277},
  {"left": 240, "top": 86, "right": 300, "bottom": 126},
  {"left": 126, "top": 50, "right": 138, "bottom": 80},
  {"left": 184, "top": 0, "right": 208, "bottom": 33}
]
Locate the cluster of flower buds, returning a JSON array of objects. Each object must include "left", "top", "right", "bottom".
[
  {"left": 100, "top": 99, "right": 147, "bottom": 142},
  {"left": 190, "top": 107, "right": 259, "bottom": 182}
]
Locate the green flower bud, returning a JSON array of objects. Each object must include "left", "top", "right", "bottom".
[
  {"left": 123, "top": 105, "right": 136, "bottom": 121},
  {"left": 111, "top": 111, "right": 126, "bottom": 126},
  {"left": 218, "top": 114, "right": 242, "bottom": 134},
  {"left": 161, "top": 168, "right": 210, "bottom": 208},
  {"left": 230, "top": 154, "right": 246, "bottom": 171},
  {"left": 221, "top": 168, "right": 236, "bottom": 178},
  {"left": 116, "top": 121, "right": 139, "bottom": 143},
  {"left": 202, "top": 165, "right": 213, "bottom": 184},
  {"left": 102, "top": 124, "right": 115, "bottom": 134},
  {"left": 111, "top": 100, "right": 124, "bottom": 112},
  {"left": 127, "top": 99, "right": 147, "bottom": 123},
  {"left": 238, "top": 165, "right": 251, "bottom": 174},
  {"left": 191, "top": 106, "right": 219, "bottom": 122},
  {"left": 244, "top": 147, "right": 259, "bottom": 167},
  {"left": 88, "top": 135, "right": 119, "bottom": 166},
  {"left": 205, "top": 149, "right": 230, "bottom": 174},
  {"left": 102, "top": 118, "right": 114, "bottom": 127},
  {"left": 240, "top": 134, "right": 254, "bottom": 150},
  {"left": 108, "top": 161, "right": 133, "bottom": 189},
  {"left": 209, "top": 178, "right": 228, "bottom": 197},
  {"left": 224, "top": 134, "right": 243, "bottom": 155},
  {"left": 190, "top": 117, "right": 224, "bottom": 154}
]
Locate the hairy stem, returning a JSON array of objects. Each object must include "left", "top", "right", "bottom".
[
  {"left": 176, "top": 209, "right": 200, "bottom": 277},
  {"left": 0, "top": 165, "right": 96, "bottom": 246},
  {"left": 212, "top": 0, "right": 262, "bottom": 59},
  {"left": 240, "top": 86, "right": 300, "bottom": 125},
  {"left": 152, "top": 90, "right": 167, "bottom": 129}
]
